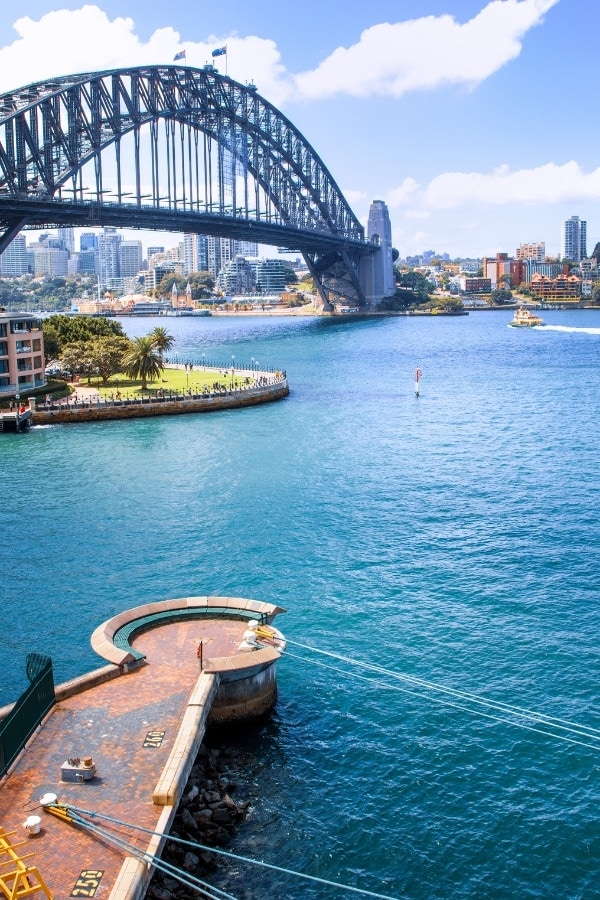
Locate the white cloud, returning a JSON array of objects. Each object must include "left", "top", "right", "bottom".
[
  {"left": 294, "top": 0, "right": 559, "bottom": 100},
  {"left": 0, "top": 0, "right": 558, "bottom": 104},
  {"left": 0, "top": 7, "right": 293, "bottom": 104},
  {"left": 423, "top": 161, "right": 600, "bottom": 209},
  {"left": 387, "top": 178, "right": 421, "bottom": 207},
  {"left": 340, "top": 188, "right": 369, "bottom": 205}
]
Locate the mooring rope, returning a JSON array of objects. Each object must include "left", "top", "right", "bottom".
[
  {"left": 51, "top": 806, "right": 238, "bottom": 900},
  {"left": 283, "top": 640, "right": 600, "bottom": 752},
  {"left": 55, "top": 805, "right": 403, "bottom": 900}
]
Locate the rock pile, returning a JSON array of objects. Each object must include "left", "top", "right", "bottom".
[{"left": 147, "top": 743, "right": 250, "bottom": 899}]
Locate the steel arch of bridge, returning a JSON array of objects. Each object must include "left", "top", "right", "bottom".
[{"left": 0, "top": 65, "right": 377, "bottom": 306}]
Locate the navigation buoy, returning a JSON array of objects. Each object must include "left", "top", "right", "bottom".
[{"left": 414, "top": 367, "right": 422, "bottom": 396}]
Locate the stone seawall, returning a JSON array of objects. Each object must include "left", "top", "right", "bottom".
[{"left": 31, "top": 379, "right": 289, "bottom": 426}]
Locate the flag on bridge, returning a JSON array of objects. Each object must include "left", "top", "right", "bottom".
[
  {"left": 174, "top": 50, "right": 186, "bottom": 61},
  {"left": 212, "top": 46, "right": 227, "bottom": 57}
]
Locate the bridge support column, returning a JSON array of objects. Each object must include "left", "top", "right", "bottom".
[{"left": 358, "top": 200, "right": 395, "bottom": 309}]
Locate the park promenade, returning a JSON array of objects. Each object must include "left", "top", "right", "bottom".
[{"left": 1, "top": 372, "right": 288, "bottom": 431}]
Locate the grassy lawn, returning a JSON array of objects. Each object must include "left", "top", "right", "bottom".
[{"left": 77, "top": 365, "right": 254, "bottom": 398}]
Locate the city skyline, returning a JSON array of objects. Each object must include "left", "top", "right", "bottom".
[{"left": 0, "top": 1, "right": 597, "bottom": 259}]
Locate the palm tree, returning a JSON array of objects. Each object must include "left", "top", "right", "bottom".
[
  {"left": 149, "top": 326, "right": 175, "bottom": 360},
  {"left": 122, "top": 336, "right": 164, "bottom": 390}
]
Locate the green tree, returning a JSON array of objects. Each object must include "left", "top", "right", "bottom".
[
  {"left": 149, "top": 326, "right": 175, "bottom": 359},
  {"left": 43, "top": 314, "right": 125, "bottom": 356},
  {"left": 591, "top": 281, "right": 600, "bottom": 305},
  {"left": 394, "top": 269, "right": 434, "bottom": 300},
  {"left": 187, "top": 272, "right": 215, "bottom": 298},
  {"left": 59, "top": 341, "right": 95, "bottom": 379},
  {"left": 490, "top": 288, "right": 513, "bottom": 305},
  {"left": 433, "top": 295, "right": 464, "bottom": 311},
  {"left": 122, "top": 336, "right": 164, "bottom": 389},
  {"left": 89, "top": 336, "right": 132, "bottom": 384},
  {"left": 42, "top": 323, "right": 61, "bottom": 362}
]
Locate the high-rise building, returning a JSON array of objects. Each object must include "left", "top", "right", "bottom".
[
  {"left": 147, "top": 246, "right": 165, "bottom": 264},
  {"left": 77, "top": 249, "right": 99, "bottom": 275},
  {"left": 98, "top": 228, "right": 122, "bottom": 288},
  {"left": 235, "top": 240, "right": 259, "bottom": 258},
  {"left": 0, "top": 235, "right": 28, "bottom": 276},
  {"left": 516, "top": 242, "right": 545, "bottom": 262},
  {"left": 119, "top": 240, "right": 143, "bottom": 278},
  {"left": 32, "top": 247, "right": 69, "bottom": 276},
  {"left": 183, "top": 234, "right": 209, "bottom": 274},
  {"left": 58, "top": 227, "right": 75, "bottom": 255},
  {"left": 561, "top": 216, "right": 587, "bottom": 263},
  {"left": 80, "top": 233, "right": 99, "bottom": 251}
]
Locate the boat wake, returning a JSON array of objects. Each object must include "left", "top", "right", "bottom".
[{"left": 540, "top": 324, "right": 600, "bottom": 335}]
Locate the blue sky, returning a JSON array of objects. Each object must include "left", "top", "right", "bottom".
[{"left": 0, "top": 0, "right": 596, "bottom": 259}]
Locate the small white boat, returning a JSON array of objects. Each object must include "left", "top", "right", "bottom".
[{"left": 509, "top": 307, "right": 545, "bottom": 327}]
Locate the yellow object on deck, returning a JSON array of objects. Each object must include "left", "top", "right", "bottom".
[{"left": 0, "top": 828, "right": 53, "bottom": 900}]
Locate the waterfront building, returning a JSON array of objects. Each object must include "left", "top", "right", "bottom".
[
  {"left": 516, "top": 242, "right": 545, "bottom": 261},
  {"left": 524, "top": 260, "right": 568, "bottom": 282},
  {"left": 483, "top": 253, "right": 525, "bottom": 289},
  {"left": 217, "top": 256, "right": 256, "bottom": 295},
  {"left": 0, "top": 235, "right": 28, "bottom": 276},
  {"left": 0, "top": 311, "right": 45, "bottom": 395},
  {"left": 250, "top": 258, "right": 288, "bottom": 294},
  {"left": 459, "top": 276, "right": 492, "bottom": 294},
  {"left": 530, "top": 272, "right": 582, "bottom": 300},
  {"left": 561, "top": 216, "right": 587, "bottom": 263}
]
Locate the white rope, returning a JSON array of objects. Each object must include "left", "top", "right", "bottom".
[
  {"left": 64, "top": 807, "right": 238, "bottom": 900},
  {"left": 284, "top": 641, "right": 600, "bottom": 752},
  {"left": 64, "top": 805, "right": 403, "bottom": 900}
]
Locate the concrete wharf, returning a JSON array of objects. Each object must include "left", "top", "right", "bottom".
[{"left": 0, "top": 597, "right": 285, "bottom": 900}]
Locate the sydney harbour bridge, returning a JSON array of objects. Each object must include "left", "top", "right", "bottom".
[{"left": 0, "top": 65, "right": 394, "bottom": 309}]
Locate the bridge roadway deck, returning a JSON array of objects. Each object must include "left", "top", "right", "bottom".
[{"left": 0, "top": 618, "right": 248, "bottom": 900}]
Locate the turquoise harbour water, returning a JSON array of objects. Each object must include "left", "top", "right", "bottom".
[{"left": 2, "top": 309, "right": 600, "bottom": 898}]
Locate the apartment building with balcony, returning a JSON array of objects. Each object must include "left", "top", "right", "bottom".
[
  {"left": 529, "top": 273, "right": 582, "bottom": 301},
  {"left": 0, "top": 311, "right": 46, "bottom": 396}
]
